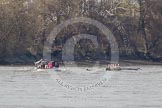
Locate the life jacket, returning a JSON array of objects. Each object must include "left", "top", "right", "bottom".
[{"left": 48, "top": 62, "right": 54, "bottom": 68}]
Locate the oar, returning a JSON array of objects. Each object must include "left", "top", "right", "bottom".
[{"left": 121, "top": 68, "right": 142, "bottom": 71}]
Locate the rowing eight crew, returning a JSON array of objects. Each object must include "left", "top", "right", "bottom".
[
  {"left": 106, "top": 64, "right": 121, "bottom": 71},
  {"left": 34, "top": 59, "right": 59, "bottom": 69}
]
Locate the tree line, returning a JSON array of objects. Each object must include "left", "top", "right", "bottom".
[{"left": 0, "top": 0, "right": 162, "bottom": 64}]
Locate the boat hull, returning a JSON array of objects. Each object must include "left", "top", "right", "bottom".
[{"left": 35, "top": 68, "right": 58, "bottom": 71}]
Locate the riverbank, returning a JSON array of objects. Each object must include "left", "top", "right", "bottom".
[{"left": 1, "top": 59, "right": 162, "bottom": 67}]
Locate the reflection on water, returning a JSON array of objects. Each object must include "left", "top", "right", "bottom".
[{"left": 0, "top": 66, "right": 162, "bottom": 108}]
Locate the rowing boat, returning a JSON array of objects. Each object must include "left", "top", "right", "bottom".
[{"left": 34, "top": 67, "right": 67, "bottom": 72}]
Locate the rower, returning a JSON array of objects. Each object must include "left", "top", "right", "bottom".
[
  {"left": 106, "top": 64, "right": 111, "bottom": 71},
  {"left": 48, "top": 61, "right": 54, "bottom": 69},
  {"left": 106, "top": 63, "right": 121, "bottom": 71},
  {"left": 35, "top": 58, "right": 48, "bottom": 69},
  {"left": 54, "top": 61, "right": 59, "bottom": 68},
  {"left": 34, "top": 59, "right": 43, "bottom": 67}
]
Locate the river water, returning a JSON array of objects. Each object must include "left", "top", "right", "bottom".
[{"left": 0, "top": 65, "right": 162, "bottom": 108}]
